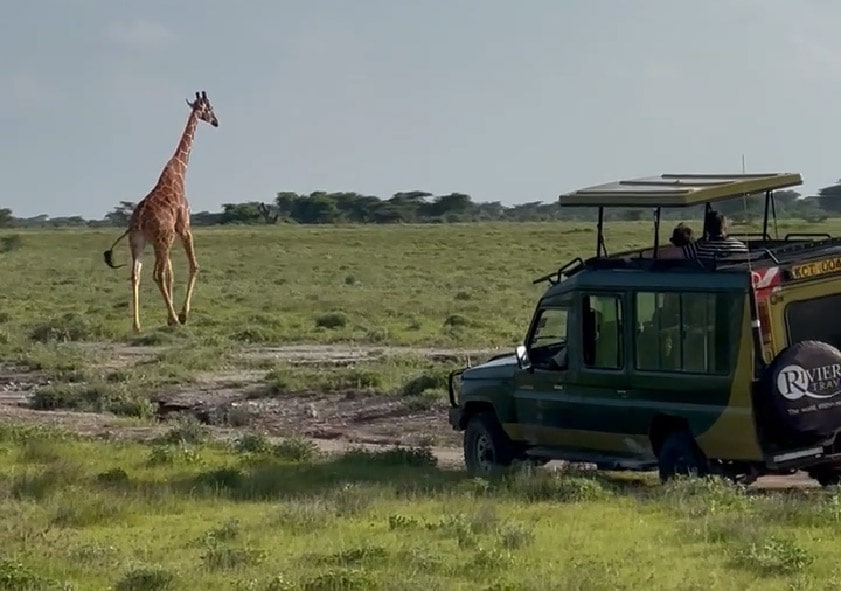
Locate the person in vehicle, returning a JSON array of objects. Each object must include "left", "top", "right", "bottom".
[
  {"left": 657, "top": 223, "right": 697, "bottom": 259},
  {"left": 692, "top": 210, "right": 749, "bottom": 260}
]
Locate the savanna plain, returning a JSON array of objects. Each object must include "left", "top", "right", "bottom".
[{"left": 1, "top": 220, "right": 841, "bottom": 590}]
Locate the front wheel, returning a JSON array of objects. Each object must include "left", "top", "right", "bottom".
[
  {"left": 463, "top": 412, "right": 514, "bottom": 475},
  {"left": 658, "top": 430, "right": 709, "bottom": 483}
]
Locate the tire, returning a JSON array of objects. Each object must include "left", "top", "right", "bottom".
[
  {"left": 463, "top": 411, "right": 515, "bottom": 475},
  {"left": 764, "top": 340, "right": 841, "bottom": 440},
  {"left": 658, "top": 430, "right": 709, "bottom": 483},
  {"left": 807, "top": 466, "right": 841, "bottom": 487}
]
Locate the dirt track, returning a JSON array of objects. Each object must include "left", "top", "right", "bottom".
[{"left": 0, "top": 343, "right": 822, "bottom": 490}]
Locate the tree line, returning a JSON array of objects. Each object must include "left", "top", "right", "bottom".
[{"left": 3, "top": 181, "right": 841, "bottom": 229}]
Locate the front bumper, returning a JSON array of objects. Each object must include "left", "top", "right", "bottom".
[{"left": 447, "top": 368, "right": 467, "bottom": 430}]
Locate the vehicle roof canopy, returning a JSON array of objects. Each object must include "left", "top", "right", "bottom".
[{"left": 558, "top": 172, "right": 803, "bottom": 208}]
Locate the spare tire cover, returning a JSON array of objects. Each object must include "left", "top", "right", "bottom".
[{"left": 769, "top": 340, "right": 841, "bottom": 437}]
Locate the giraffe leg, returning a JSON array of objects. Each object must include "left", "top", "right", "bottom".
[
  {"left": 178, "top": 230, "right": 199, "bottom": 325},
  {"left": 131, "top": 257, "right": 143, "bottom": 333},
  {"left": 130, "top": 233, "right": 145, "bottom": 333},
  {"left": 152, "top": 246, "right": 180, "bottom": 326},
  {"left": 164, "top": 257, "right": 175, "bottom": 306}
]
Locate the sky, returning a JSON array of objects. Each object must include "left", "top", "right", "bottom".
[{"left": 2, "top": 0, "right": 841, "bottom": 219}]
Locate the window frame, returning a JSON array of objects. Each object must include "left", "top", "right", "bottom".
[
  {"left": 632, "top": 289, "right": 732, "bottom": 376},
  {"left": 581, "top": 292, "right": 626, "bottom": 372}
]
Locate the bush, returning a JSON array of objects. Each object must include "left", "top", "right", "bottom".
[
  {"left": 402, "top": 370, "right": 449, "bottom": 397},
  {"left": 315, "top": 312, "right": 348, "bottom": 329},
  {"left": 29, "top": 313, "right": 94, "bottom": 343},
  {"left": 115, "top": 566, "right": 176, "bottom": 591},
  {"left": 29, "top": 384, "right": 152, "bottom": 418}
]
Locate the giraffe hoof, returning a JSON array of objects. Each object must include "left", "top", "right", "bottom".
[
  {"left": 178, "top": 312, "right": 188, "bottom": 325},
  {"left": 167, "top": 317, "right": 179, "bottom": 327}
]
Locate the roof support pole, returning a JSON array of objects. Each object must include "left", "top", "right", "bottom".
[
  {"left": 762, "top": 189, "right": 771, "bottom": 240},
  {"left": 703, "top": 202, "right": 712, "bottom": 239},
  {"left": 596, "top": 207, "right": 605, "bottom": 258},
  {"left": 653, "top": 207, "right": 662, "bottom": 258}
]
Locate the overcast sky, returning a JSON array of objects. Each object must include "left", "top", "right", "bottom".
[{"left": 2, "top": 0, "right": 840, "bottom": 219}]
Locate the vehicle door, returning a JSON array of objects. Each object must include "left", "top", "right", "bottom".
[
  {"left": 562, "top": 291, "right": 639, "bottom": 457},
  {"left": 512, "top": 297, "right": 574, "bottom": 447}
]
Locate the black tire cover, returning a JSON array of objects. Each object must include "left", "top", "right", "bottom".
[{"left": 768, "top": 340, "right": 841, "bottom": 437}]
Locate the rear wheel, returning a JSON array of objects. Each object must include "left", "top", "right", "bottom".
[
  {"left": 658, "top": 430, "right": 709, "bottom": 483},
  {"left": 463, "top": 411, "right": 515, "bottom": 475},
  {"left": 807, "top": 466, "right": 841, "bottom": 487}
]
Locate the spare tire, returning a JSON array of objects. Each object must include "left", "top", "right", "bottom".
[{"left": 766, "top": 340, "right": 841, "bottom": 439}]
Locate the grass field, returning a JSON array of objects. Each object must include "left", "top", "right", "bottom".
[
  {"left": 2, "top": 218, "right": 836, "bottom": 347},
  {"left": 1, "top": 421, "right": 841, "bottom": 591},
  {"left": 1, "top": 219, "right": 841, "bottom": 590}
]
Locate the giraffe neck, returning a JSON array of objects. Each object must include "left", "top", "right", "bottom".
[
  {"left": 171, "top": 110, "right": 199, "bottom": 171},
  {"left": 154, "top": 110, "right": 199, "bottom": 196}
]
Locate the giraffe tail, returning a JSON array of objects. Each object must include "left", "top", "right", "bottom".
[{"left": 103, "top": 229, "right": 130, "bottom": 269}]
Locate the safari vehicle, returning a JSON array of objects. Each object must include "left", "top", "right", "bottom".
[{"left": 448, "top": 171, "right": 841, "bottom": 485}]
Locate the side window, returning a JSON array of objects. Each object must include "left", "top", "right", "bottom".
[
  {"left": 582, "top": 294, "right": 623, "bottom": 370},
  {"left": 634, "top": 291, "right": 737, "bottom": 374},
  {"left": 527, "top": 306, "right": 569, "bottom": 371}
]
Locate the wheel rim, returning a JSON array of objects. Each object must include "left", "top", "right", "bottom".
[
  {"left": 671, "top": 450, "right": 700, "bottom": 477},
  {"left": 475, "top": 433, "right": 495, "bottom": 472},
  {"left": 674, "top": 453, "right": 691, "bottom": 474}
]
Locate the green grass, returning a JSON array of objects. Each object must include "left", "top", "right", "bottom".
[
  {"left": 3, "top": 219, "right": 825, "bottom": 350},
  {"left": 3, "top": 220, "right": 841, "bottom": 589},
  {"left": 0, "top": 422, "right": 841, "bottom": 590},
  {"left": 0, "top": 218, "right": 836, "bottom": 423}
]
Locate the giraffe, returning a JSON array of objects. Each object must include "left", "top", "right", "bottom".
[{"left": 103, "top": 90, "right": 219, "bottom": 333}]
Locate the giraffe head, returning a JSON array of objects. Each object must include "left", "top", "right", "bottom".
[{"left": 186, "top": 90, "right": 218, "bottom": 127}]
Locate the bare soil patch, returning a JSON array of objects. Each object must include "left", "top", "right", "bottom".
[
  {"left": 0, "top": 342, "right": 473, "bottom": 448},
  {"left": 0, "top": 343, "right": 820, "bottom": 489}
]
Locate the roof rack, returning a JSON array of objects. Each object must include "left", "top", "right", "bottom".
[
  {"left": 558, "top": 172, "right": 802, "bottom": 208},
  {"left": 555, "top": 171, "right": 804, "bottom": 261}
]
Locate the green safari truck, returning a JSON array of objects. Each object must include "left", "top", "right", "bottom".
[{"left": 447, "top": 172, "right": 841, "bottom": 485}]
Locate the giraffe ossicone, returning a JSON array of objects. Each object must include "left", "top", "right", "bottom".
[{"left": 103, "top": 90, "right": 219, "bottom": 333}]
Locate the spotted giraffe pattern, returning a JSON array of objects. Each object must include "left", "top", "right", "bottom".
[{"left": 104, "top": 91, "right": 219, "bottom": 333}]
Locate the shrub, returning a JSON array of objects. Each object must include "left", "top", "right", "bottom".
[
  {"left": 315, "top": 312, "right": 348, "bottom": 329},
  {"left": 115, "top": 566, "right": 176, "bottom": 591}
]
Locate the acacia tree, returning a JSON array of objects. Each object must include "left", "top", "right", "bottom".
[{"left": 105, "top": 201, "right": 136, "bottom": 226}]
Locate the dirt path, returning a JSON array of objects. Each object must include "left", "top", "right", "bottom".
[{"left": 0, "top": 342, "right": 821, "bottom": 491}]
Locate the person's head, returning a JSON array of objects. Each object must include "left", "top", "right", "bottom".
[
  {"left": 706, "top": 210, "right": 730, "bottom": 237},
  {"left": 669, "top": 223, "right": 694, "bottom": 246}
]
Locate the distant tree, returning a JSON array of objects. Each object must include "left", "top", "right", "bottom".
[
  {"left": 30, "top": 181, "right": 841, "bottom": 227},
  {"left": 817, "top": 181, "right": 841, "bottom": 216},
  {"left": 257, "top": 202, "right": 279, "bottom": 224},
  {"left": 105, "top": 201, "right": 136, "bottom": 226},
  {"left": 290, "top": 193, "right": 340, "bottom": 224},
  {"left": 0, "top": 208, "right": 12, "bottom": 227},
  {"left": 221, "top": 202, "right": 262, "bottom": 224}
]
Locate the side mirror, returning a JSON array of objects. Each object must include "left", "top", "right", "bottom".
[{"left": 515, "top": 345, "right": 531, "bottom": 370}]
